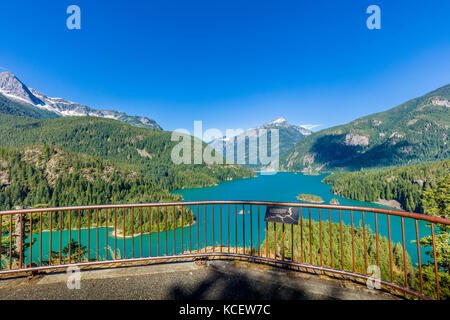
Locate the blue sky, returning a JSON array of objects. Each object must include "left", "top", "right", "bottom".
[{"left": 1, "top": 0, "right": 449, "bottom": 133}]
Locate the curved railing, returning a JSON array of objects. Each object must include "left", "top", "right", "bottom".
[{"left": 0, "top": 201, "right": 448, "bottom": 300}]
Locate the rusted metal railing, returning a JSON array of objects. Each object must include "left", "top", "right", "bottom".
[{"left": 0, "top": 201, "right": 448, "bottom": 300}]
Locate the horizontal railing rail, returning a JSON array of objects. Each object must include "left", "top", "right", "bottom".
[{"left": 0, "top": 201, "right": 448, "bottom": 300}]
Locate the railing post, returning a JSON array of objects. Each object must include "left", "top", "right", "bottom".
[{"left": 431, "top": 223, "right": 440, "bottom": 300}]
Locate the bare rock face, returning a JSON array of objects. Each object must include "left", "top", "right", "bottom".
[
  {"left": 344, "top": 133, "right": 369, "bottom": 147},
  {"left": 302, "top": 152, "right": 316, "bottom": 165},
  {"left": 0, "top": 159, "right": 9, "bottom": 186},
  {"left": 0, "top": 72, "right": 44, "bottom": 105},
  {"left": 431, "top": 97, "right": 450, "bottom": 107},
  {"left": 372, "top": 119, "right": 382, "bottom": 126}
]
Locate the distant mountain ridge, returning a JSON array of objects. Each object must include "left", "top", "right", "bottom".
[
  {"left": 280, "top": 84, "right": 450, "bottom": 173},
  {"left": 209, "top": 117, "right": 311, "bottom": 167},
  {"left": 0, "top": 71, "right": 162, "bottom": 130}
]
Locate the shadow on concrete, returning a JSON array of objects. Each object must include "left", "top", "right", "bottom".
[{"left": 168, "top": 261, "right": 335, "bottom": 300}]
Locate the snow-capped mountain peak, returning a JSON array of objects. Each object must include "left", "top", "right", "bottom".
[
  {"left": 208, "top": 117, "right": 312, "bottom": 166},
  {"left": 0, "top": 71, "right": 162, "bottom": 130}
]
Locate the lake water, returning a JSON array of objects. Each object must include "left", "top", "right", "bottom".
[{"left": 23, "top": 173, "right": 432, "bottom": 267}]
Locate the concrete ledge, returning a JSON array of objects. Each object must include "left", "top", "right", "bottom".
[{"left": 0, "top": 259, "right": 400, "bottom": 300}]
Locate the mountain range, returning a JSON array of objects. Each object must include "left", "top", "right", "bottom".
[
  {"left": 1, "top": 70, "right": 448, "bottom": 175},
  {"left": 0, "top": 71, "right": 162, "bottom": 130},
  {"left": 209, "top": 117, "right": 311, "bottom": 167},
  {"left": 280, "top": 84, "right": 450, "bottom": 173}
]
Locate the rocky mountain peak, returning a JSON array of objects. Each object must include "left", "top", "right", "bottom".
[{"left": 0, "top": 71, "right": 44, "bottom": 106}]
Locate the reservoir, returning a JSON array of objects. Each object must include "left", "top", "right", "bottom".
[{"left": 24, "top": 173, "right": 432, "bottom": 267}]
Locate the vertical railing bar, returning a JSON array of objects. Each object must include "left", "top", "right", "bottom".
[
  {"left": 114, "top": 208, "right": 117, "bottom": 260},
  {"left": 220, "top": 204, "right": 222, "bottom": 253},
  {"left": 212, "top": 205, "right": 215, "bottom": 252},
  {"left": 87, "top": 209, "right": 90, "bottom": 262},
  {"left": 204, "top": 205, "right": 207, "bottom": 253},
  {"left": 362, "top": 211, "right": 367, "bottom": 274},
  {"left": 49, "top": 212, "right": 52, "bottom": 265},
  {"left": 105, "top": 208, "right": 108, "bottom": 261},
  {"left": 319, "top": 208, "right": 322, "bottom": 266},
  {"left": 148, "top": 207, "right": 152, "bottom": 258},
  {"left": 181, "top": 205, "right": 184, "bottom": 255},
  {"left": 351, "top": 210, "right": 355, "bottom": 273},
  {"left": 20, "top": 213, "right": 23, "bottom": 268},
  {"left": 195, "top": 205, "right": 199, "bottom": 253},
  {"left": 329, "top": 208, "right": 333, "bottom": 269},
  {"left": 68, "top": 210, "right": 71, "bottom": 264},
  {"left": 401, "top": 217, "right": 408, "bottom": 288},
  {"left": 375, "top": 212, "right": 380, "bottom": 268},
  {"left": 96, "top": 208, "right": 99, "bottom": 262},
  {"left": 415, "top": 219, "right": 423, "bottom": 295},
  {"left": 157, "top": 206, "right": 160, "bottom": 257},
  {"left": 290, "top": 224, "right": 293, "bottom": 262},
  {"left": 282, "top": 223, "right": 285, "bottom": 260},
  {"left": 59, "top": 211, "right": 62, "bottom": 265},
  {"left": 165, "top": 206, "right": 168, "bottom": 256},
  {"left": 431, "top": 223, "right": 440, "bottom": 300},
  {"left": 266, "top": 221, "right": 269, "bottom": 258},
  {"left": 189, "top": 205, "right": 192, "bottom": 254},
  {"left": 227, "top": 204, "right": 230, "bottom": 253},
  {"left": 300, "top": 207, "right": 303, "bottom": 264},
  {"left": 173, "top": 206, "right": 176, "bottom": 255},
  {"left": 29, "top": 213, "right": 32, "bottom": 267},
  {"left": 140, "top": 207, "right": 143, "bottom": 258},
  {"left": 122, "top": 208, "right": 125, "bottom": 259},
  {"left": 339, "top": 209, "right": 344, "bottom": 270},
  {"left": 78, "top": 210, "right": 81, "bottom": 262},
  {"left": 257, "top": 205, "right": 260, "bottom": 257},
  {"left": 131, "top": 207, "right": 134, "bottom": 258},
  {"left": 235, "top": 204, "right": 238, "bottom": 254},
  {"left": 248, "top": 205, "right": 253, "bottom": 255},
  {"left": 40, "top": 212, "right": 43, "bottom": 266},
  {"left": 387, "top": 215, "right": 393, "bottom": 283},
  {"left": 274, "top": 223, "right": 277, "bottom": 259},
  {"left": 309, "top": 208, "right": 312, "bottom": 265},
  {"left": 242, "top": 204, "right": 245, "bottom": 254},
  {"left": 9, "top": 214, "right": 12, "bottom": 269}
]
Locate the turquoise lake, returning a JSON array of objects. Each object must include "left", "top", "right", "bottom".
[{"left": 23, "top": 173, "right": 433, "bottom": 267}]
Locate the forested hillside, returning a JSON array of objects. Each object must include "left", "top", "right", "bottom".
[
  {"left": 0, "top": 145, "right": 194, "bottom": 238},
  {"left": 323, "top": 160, "right": 450, "bottom": 212},
  {"left": 0, "top": 114, "right": 256, "bottom": 191},
  {"left": 0, "top": 145, "right": 181, "bottom": 210},
  {"left": 280, "top": 84, "right": 450, "bottom": 173}
]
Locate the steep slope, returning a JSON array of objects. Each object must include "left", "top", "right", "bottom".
[
  {"left": 0, "top": 92, "right": 59, "bottom": 119},
  {"left": 0, "top": 114, "right": 256, "bottom": 190},
  {"left": 280, "top": 84, "right": 450, "bottom": 173},
  {"left": 209, "top": 117, "right": 311, "bottom": 168},
  {"left": 0, "top": 71, "right": 162, "bottom": 130},
  {"left": 323, "top": 159, "right": 449, "bottom": 213}
]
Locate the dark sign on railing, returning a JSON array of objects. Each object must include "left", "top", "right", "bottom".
[{"left": 264, "top": 206, "right": 299, "bottom": 225}]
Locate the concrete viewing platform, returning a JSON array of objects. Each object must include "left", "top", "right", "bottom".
[{"left": 0, "top": 260, "right": 400, "bottom": 300}]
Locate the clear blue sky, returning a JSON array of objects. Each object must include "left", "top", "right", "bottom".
[{"left": 1, "top": 0, "right": 449, "bottom": 133}]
